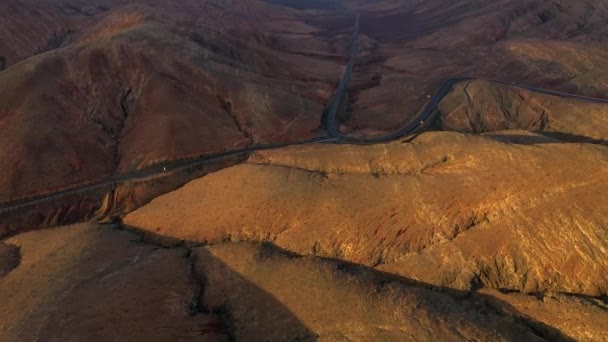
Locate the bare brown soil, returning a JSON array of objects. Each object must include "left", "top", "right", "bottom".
[
  {"left": 438, "top": 79, "right": 608, "bottom": 142},
  {"left": 2, "top": 222, "right": 606, "bottom": 341},
  {"left": 126, "top": 132, "right": 608, "bottom": 297},
  {"left": 0, "top": 151, "right": 247, "bottom": 238},
  {"left": 6, "top": 223, "right": 607, "bottom": 341},
  {"left": 2, "top": 1, "right": 608, "bottom": 340},
  {"left": 0, "top": 223, "right": 229, "bottom": 341},
  {"left": 338, "top": 0, "right": 608, "bottom": 133},
  {"left": 0, "top": 0, "right": 350, "bottom": 204}
]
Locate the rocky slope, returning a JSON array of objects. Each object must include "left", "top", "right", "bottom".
[
  {"left": 0, "top": 223, "right": 228, "bottom": 341},
  {"left": 125, "top": 131, "right": 608, "bottom": 297},
  {"left": 3, "top": 222, "right": 600, "bottom": 341},
  {"left": 193, "top": 242, "right": 547, "bottom": 341},
  {"left": 2, "top": 1, "right": 608, "bottom": 340},
  {"left": 437, "top": 79, "right": 608, "bottom": 143},
  {"left": 0, "top": 0, "right": 354, "bottom": 203},
  {"left": 2, "top": 218, "right": 606, "bottom": 341}
]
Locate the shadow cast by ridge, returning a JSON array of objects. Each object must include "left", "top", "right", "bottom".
[
  {"left": 120, "top": 223, "right": 577, "bottom": 341},
  {"left": 483, "top": 131, "right": 608, "bottom": 146},
  {"left": 0, "top": 242, "right": 20, "bottom": 278}
]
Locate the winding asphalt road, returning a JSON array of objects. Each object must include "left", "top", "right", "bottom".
[
  {"left": 326, "top": 16, "right": 608, "bottom": 143},
  {"left": 2, "top": 15, "right": 608, "bottom": 215}
]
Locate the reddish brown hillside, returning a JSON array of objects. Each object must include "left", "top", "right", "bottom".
[
  {"left": 437, "top": 79, "right": 608, "bottom": 142},
  {"left": 338, "top": 0, "right": 608, "bottom": 134},
  {"left": 0, "top": 0, "right": 355, "bottom": 203},
  {"left": 2, "top": 2, "right": 608, "bottom": 340}
]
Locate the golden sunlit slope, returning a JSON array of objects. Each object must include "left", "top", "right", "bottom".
[
  {"left": 437, "top": 79, "right": 608, "bottom": 142},
  {"left": 4, "top": 222, "right": 597, "bottom": 341},
  {"left": 126, "top": 131, "right": 608, "bottom": 296}
]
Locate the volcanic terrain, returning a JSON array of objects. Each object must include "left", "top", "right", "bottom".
[{"left": 1, "top": 0, "right": 608, "bottom": 341}]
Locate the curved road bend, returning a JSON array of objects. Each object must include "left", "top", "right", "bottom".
[
  {"left": 2, "top": 16, "right": 608, "bottom": 214},
  {"left": 330, "top": 76, "right": 608, "bottom": 144},
  {"left": 0, "top": 16, "right": 362, "bottom": 215},
  {"left": 327, "top": 18, "right": 608, "bottom": 143}
]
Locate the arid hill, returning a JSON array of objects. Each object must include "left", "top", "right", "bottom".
[
  {"left": 4, "top": 222, "right": 606, "bottom": 341},
  {"left": 121, "top": 130, "right": 608, "bottom": 339},
  {"left": 437, "top": 79, "right": 608, "bottom": 143},
  {"left": 125, "top": 131, "right": 608, "bottom": 297},
  {"left": 0, "top": 223, "right": 228, "bottom": 341},
  {"left": 2, "top": 1, "right": 608, "bottom": 341},
  {"left": 0, "top": 0, "right": 354, "bottom": 203},
  {"left": 3, "top": 130, "right": 607, "bottom": 340},
  {"left": 5, "top": 0, "right": 608, "bottom": 203},
  {"left": 337, "top": 0, "right": 608, "bottom": 134}
]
